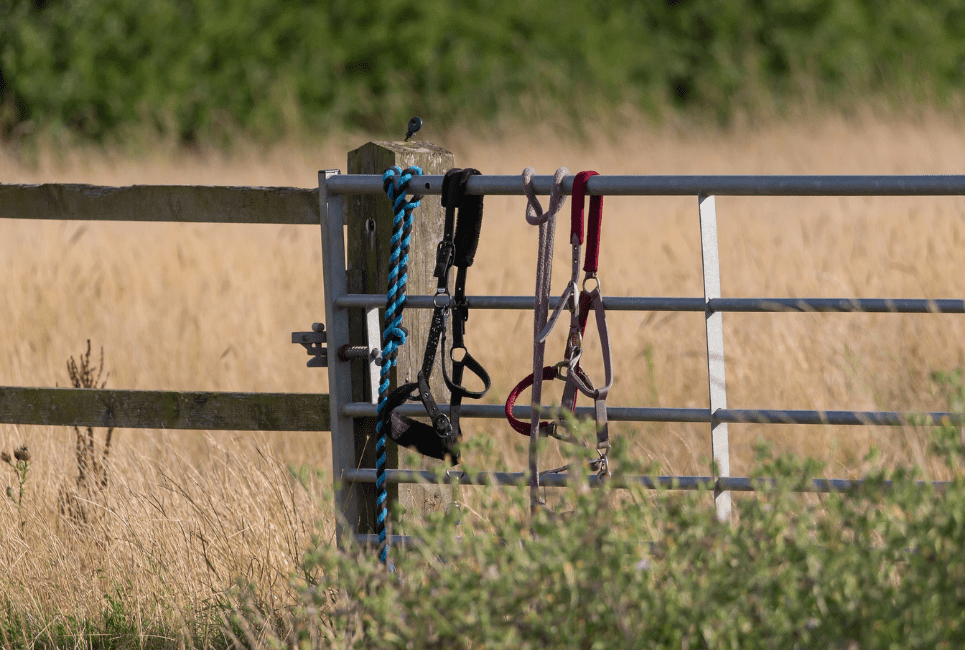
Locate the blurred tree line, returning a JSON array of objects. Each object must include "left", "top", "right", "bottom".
[{"left": 1, "top": 0, "right": 963, "bottom": 145}]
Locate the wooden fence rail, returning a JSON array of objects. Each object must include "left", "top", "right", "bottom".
[
  {"left": 0, "top": 183, "right": 318, "bottom": 224},
  {"left": 0, "top": 182, "right": 331, "bottom": 437},
  {"left": 0, "top": 387, "right": 329, "bottom": 431}
]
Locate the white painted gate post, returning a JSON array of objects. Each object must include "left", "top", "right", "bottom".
[{"left": 698, "top": 193, "right": 733, "bottom": 522}]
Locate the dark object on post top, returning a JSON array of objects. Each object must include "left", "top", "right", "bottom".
[{"left": 405, "top": 117, "right": 422, "bottom": 141}]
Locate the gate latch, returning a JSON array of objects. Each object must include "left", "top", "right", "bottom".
[
  {"left": 292, "top": 323, "right": 328, "bottom": 368},
  {"left": 292, "top": 321, "right": 383, "bottom": 369}
]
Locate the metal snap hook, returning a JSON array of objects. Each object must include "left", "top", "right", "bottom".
[
  {"left": 553, "top": 360, "right": 569, "bottom": 379},
  {"left": 594, "top": 450, "right": 610, "bottom": 480}
]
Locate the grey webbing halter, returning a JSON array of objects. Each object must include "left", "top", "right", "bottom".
[
  {"left": 507, "top": 170, "right": 613, "bottom": 510},
  {"left": 521, "top": 167, "right": 569, "bottom": 508}
]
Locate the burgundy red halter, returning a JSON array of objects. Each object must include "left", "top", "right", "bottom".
[{"left": 505, "top": 171, "right": 613, "bottom": 474}]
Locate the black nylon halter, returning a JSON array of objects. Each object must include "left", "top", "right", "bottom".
[{"left": 379, "top": 168, "right": 490, "bottom": 464}]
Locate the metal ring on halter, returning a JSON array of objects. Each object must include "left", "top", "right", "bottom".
[
  {"left": 583, "top": 274, "right": 601, "bottom": 294},
  {"left": 450, "top": 345, "right": 468, "bottom": 363},
  {"left": 433, "top": 291, "right": 451, "bottom": 309}
]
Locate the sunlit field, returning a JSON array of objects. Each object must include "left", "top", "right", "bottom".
[{"left": 2, "top": 110, "right": 965, "bottom": 640}]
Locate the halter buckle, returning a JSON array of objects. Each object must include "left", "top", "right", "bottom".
[
  {"left": 433, "top": 240, "right": 455, "bottom": 279},
  {"left": 432, "top": 413, "right": 453, "bottom": 438},
  {"left": 552, "top": 360, "right": 568, "bottom": 379},
  {"left": 433, "top": 290, "right": 451, "bottom": 309},
  {"left": 566, "top": 339, "right": 583, "bottom": 368}
]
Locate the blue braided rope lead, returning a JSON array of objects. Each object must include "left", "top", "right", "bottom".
[{"left": 376, "top": 165, "right": 422, "bottom": 567}]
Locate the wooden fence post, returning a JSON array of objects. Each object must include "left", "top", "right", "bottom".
[{"left": 345, "top": 141, "right": 454, "bottom": 536}]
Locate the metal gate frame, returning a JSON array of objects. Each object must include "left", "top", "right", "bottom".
[{"left": 319, "top": 171, "right": 965, "bottom": 543}]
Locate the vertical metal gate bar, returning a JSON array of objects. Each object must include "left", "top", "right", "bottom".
[
  {"left": 698, "top": 194, "right": 733, "bottom": 522},
  {"left": 365, "top": 307, "right": 382, "bottom": 405},
  {"left": 319, "top": 170, "right": 359, "bottom": 546}
]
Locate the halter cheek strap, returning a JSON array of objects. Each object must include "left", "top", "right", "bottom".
[
  {"left": 560, "top": 282, "right": 613, "bottom": 452},
  {"left": 562, "top": 172, "right": 612, "bottom": 454}
]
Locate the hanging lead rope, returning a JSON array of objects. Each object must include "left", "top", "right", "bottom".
[
  {"left": 375, "top": 165, "right": 423, "bottom": 567},
  {"left": 516, "top": 168, "right": 569, "bottom": 513}
]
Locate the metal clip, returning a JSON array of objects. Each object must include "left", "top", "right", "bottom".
[
  {"left": 433, "top": 289, "right": 452, "bottom": 309},
  {"left": 291, "top": 323, "right": 327, "bottom": 367},
  {"left": 591, "top": 451, "right": 611, "bottom": 481}
]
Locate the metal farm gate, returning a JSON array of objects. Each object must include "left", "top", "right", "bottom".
[{"left": 318, "top": 165, "right": 965, "bottom": 546}]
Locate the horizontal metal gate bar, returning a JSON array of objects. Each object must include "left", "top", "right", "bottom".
[
  {"left": 711, "top": 297, "right": 965, "bottom": 313},
  {"left": 327, "top": 173, "right": 965, "bottom": 197},
  {"left": 335, "top": 294, "right": 965, "bottom": 313},
  {"left": 0, "top": 387, "right": 330, "bottom": 431},
  {"left": 342, "top": 401, "right": 964, "bottom": 426},
  {"left": 343, "top": 468, "right": 951, "bottom": 493},
  {"left": 343, "top": 402, "right": 709, "bottom": 423},
  {"left": 355, "top": 534, "right": 420, "bottom": 548}
]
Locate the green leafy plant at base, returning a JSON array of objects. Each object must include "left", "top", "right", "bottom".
[
  {"left": 930, "top": 369, "right": 965, "bottom": 474},
  {"left": 241, "top": 413, "right": 965, "bottom": 649}
]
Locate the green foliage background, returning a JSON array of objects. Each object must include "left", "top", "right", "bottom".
[{"left": 2, "top": 0, "right": 965, "bottom": 145}]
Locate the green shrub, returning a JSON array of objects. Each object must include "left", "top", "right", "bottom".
[
  {"left": 255, "top": 418, "right": 965, "bottom": 649},
  {"left": 2, "top": 0, "right": 965, "bottom": 146}
]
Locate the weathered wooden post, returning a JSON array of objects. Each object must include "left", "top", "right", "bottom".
[{"left": 345, "top": 141, "right": 454, "bottom": 537}]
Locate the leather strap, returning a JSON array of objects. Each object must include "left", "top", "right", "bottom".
[
  {"left": 562, "top": 285, "right": 613, "bottom": 452},
  {"left": 571, "top": 170, "right": 604, "bottom": 273}
]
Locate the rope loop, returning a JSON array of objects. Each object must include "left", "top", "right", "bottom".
[{"left": 523, "top": 167, "right": 569, "bottom": 225}]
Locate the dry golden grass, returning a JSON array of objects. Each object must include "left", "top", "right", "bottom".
[{"left": 1, "top": 110, "right": 964, "bottom": 640}]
